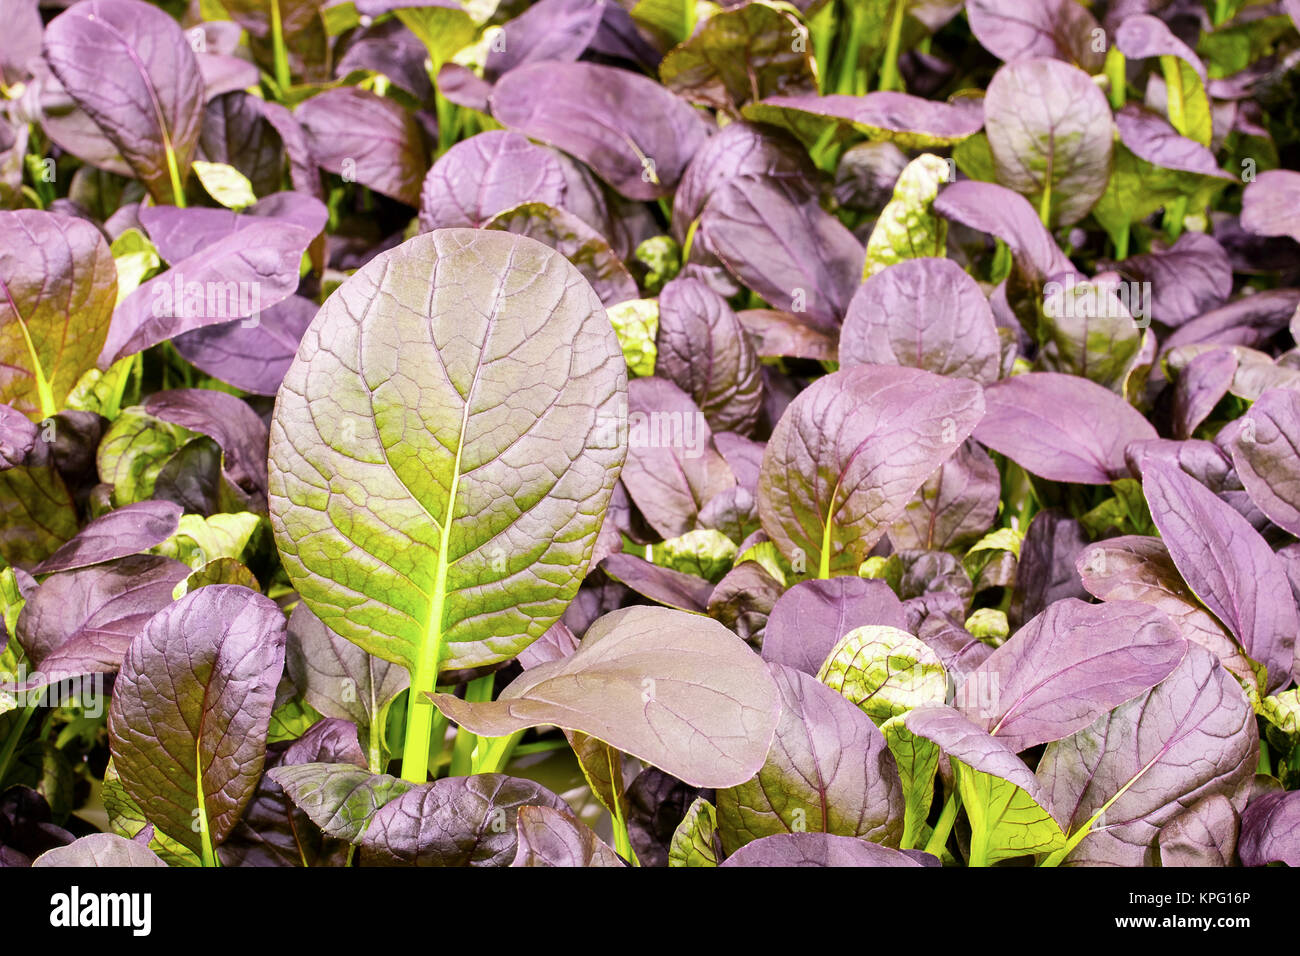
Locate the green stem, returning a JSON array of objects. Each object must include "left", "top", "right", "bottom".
[
  {"left": 924, "top": 792, "right": 961, "bottom": 858},
  {"left": 1113, "top": 224, "right": 1130, "bottom": 261},
  {"left": 834, "top": 1, "right": 866, "bottom": 96},
  {"left": 810, "top": 2, "right": 835, "bottom": 92},
  {"left": 400, "top": 652, "right": 442, "bottom": 783},
  {"left": 607, "top": 748, "right": 639, "bottom": 866},
  {"left": 164, "top": 145, "right": 186, "bottom": 208},
  {"left": 270, "top": 0, "right": 292, "bottom": 94},
  {"left": 448, "top": 675, "right": 494, "bottom": 777},
  {"left": 471, "top": 729, "right": 525, "bottom": 775},
  {"left": 0, "top": 700, "right": 37, "bottom": 786},
  {"left": 1258, "top": 743, "right": 1272, "bottom": 777},
  {"left": 1037, "top": 178, "right": 1053, "bottom": 229},
  {"left": 878, "top": 0, "right": 907, "bottom": 93},
  {"left": 1104, "top": 48, "right": 1126, "bottom": 111},
  {"left": 1164, "top": 194, "right": 1188, "bottom": 241},
  {"left": 1160, "top": 55, "right": 1186, "bottom": 136}
]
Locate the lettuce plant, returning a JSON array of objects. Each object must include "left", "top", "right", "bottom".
[{"left": 0, "top": 0, "right": 1298, "bottom": 872}]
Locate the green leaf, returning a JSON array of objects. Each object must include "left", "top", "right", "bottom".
[
  {"left": 818, "top": 625, "right": 949, "bottom": 724},
  {"left": 880, "top": 714, "right": 939, "bottom": 850},
  {"left": 97, "top": 407, "right": 195, "bottom": 506},
  {"left": 964, "top": 608, "right": 1009, "bottom": 644},
  {"left": 652, "top": 528, "right": 737, "bottom": 583},
  {"left": 961, "top": 526, "right": 1023, "bottom": 581},
  {"left": 862, "top": 153, "right": 950, "bottom": 277},
  {"left": 192, "top": 160, "right": 258, "bottom": 211},
  {"left": 631, "top": 0, "right": 698, "bottom": 49},
  {"left": 954, "top": 757, "right": 1066, "bottom": 866},
  {"left": 153, "top": 513, "right": 266, "bottom": 570},
  {"left": 606, "top": 298, "right": 659, "bottom": 378},
  {"left": 395, "top": 6, "right": 477, "bottom": 74},
  {"left": 668, "top": 797, "right": 719, "bottom": 867},
  {"left": 268, "top": 230, "right": 627, "bottom": 683},
  {"left": 109, "top": 228, "right": 160, "bottom": 304},
  {"left": 269, "top": 763, "right": 415, "bottom": 841}
]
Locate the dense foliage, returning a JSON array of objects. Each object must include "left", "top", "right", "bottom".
[{"left": 2, "top": 0, "right": 1300, "bottom": 869}]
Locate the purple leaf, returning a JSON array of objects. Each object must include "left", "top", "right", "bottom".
[
  {"left": 418, "top": 131, "right": 566, "bottom": 232},
  {"left": 491, "top": 62, "right": 710, "bottom": 201},
  {"left": 107, "top": 585, "right": 288, "bottom": 855},
  {"left": 1227, "top": 388, "right": 1300, "bottom": 536},
  {"left": 761, "top": 577, "right": 907, "bottom": 676},
  {"left": 1172, "top": 348, "right": 1237, "bottom": 440},
  {"left": 974, "top": 372, "right": 1156, "bottom": 484},
  {"left": 961, "top": 599, "right": 1187, "bottom": 752},
  {"left": 1241, "top": 169, "right": 1300, "bottom": 244},
  {"left": 619, "top": 377, "right": 735, "bottom": 539},
  {"left": 99, "top": 218, "right": 317, "bottom": 367},
  {"left": 1038, "top": 644, "right": 1257, "bottom": 866},
  {"left": 1142, "top": 459, "right": 1298, "bottom": 691},
  {"left": 427, "top": 605, "right": 781, "bottom": 789},
  {"left": 143, "top": 389, "right": 269, "bottom": 501},
  {"left": 599, "top": 551, "right": 714, "bottom": 613},
  {"left": 1112, "top": 232, "right": 1232, "bottom": 329},
  {"left": 171, "top": 294, "right": 318, "bottom": 397},
  {"left": 1238, "top": 790, "right": 1300, "bottom": 867},
  {"left": 511, "top": 805, "right": 624, "bottom": 867},
  {"left": 138, "top": 193, "right": 327, "bottom": 263},
  {"left": 656, "top": 277, "right": 762, "bottom": 435},
  {"left": 359, "top": 774, "right": 571, "bottom": 867},
  {"left": 840, "top": 257, "right": 1001, "bottom": 384},
  {"left": 716, "top": 663, "right": 905, "bottom": 854},
  {"left": 32, "top": 832, "right": 167, "bottom": 867},
  {"left": 889, "top": 439, "right": 1000, "bottom": 553},
  {"left": 296, "top": 88, "right": 428, "bottom": 206},
  {"left": 720, "top": 832, "right": 927, "bottom": 867},
  {"left": 33, "top": 500, "right": 181, "bottom": 575},
  {"left": 42, "top": 0, "right": 204, "bottom": 204},
  {"left": 1158, "top": 794, "right": 1239, "bottom": 867},
  {"left": 10, "top": 554, "right": 189, "bottom": 685},
  {"left": 759, "top": 365, "right": 983, "bottom": 575},
  {"left": 965, "top": 0, "right": 1105, "bottom": 71}
]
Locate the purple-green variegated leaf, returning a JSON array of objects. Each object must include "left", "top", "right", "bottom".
[
  {"left": 839, "top": 258, "right": 1001, "bottom": 384},
  {"left": 1227, "top": 388, "right": 1300, "bottom": 537},
  {"left": 427, "top": 605, "right": 780, "bottom": 789},
  {"left": 720, "top": 832, "right": 927, "bottom": 867},
  {"left": 983, "top": 58, "right": 1113, "bottom": 227},
  {"left": 358, "top": 774, "right": 571, "bottom": 867},
  {"left": 959, "top": 599, "right": 1187, "bottom": 752},
  {"left": 1142, "top": 459, "right": 1298, "bottom": 691},
  {"left": 761, "top": 577, "right": 907, "bottom": 677},
  {"left": 418, "top": 131, "right": 567, "bottom": 233},
  {"left": 716, "top": 663, "right": 905, "bottom": 854},
  {"left": 742, "top": 92, "right": 984, "bottom": 151},
  {"left": 491, "top": 61, "right": 709, "bottom": 201},
  {"left": 973, "top": 372, "right": 1157, "bottom": 484},
  {"left": 757, "top": 365, "right": 985, "bottom": 576},
  {"left": 108, "top": 585, "right": 287, "bottom": 855},
  {"left": 0, "top": 210, "right": 117, "bottom": 419},
  {"left": 32, "top": 501, "right": 181, "bottom": 575},
  {"left": 42, "top": 0, "right": 204, "bottom": 205},
  {"left": 1038, "top": 644, "right": 1257, "bottom": 867},
  {"left": 268, "top": 762, "right": 414, "bottom": 843},
  {"left": 268, "top": 229, "right": 626, "bottom": 674}
]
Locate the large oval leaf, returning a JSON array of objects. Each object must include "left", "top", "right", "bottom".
[
  {"left": 268, "top": 229, "right": 627, "bottom": 674},
  {"left": 757, "top": 365, "right": 985, "bottom": 576},
  {"left": 427, "top": 605, "right": 781, "bottom": 789},
  {"left": 1228, "top": 388, "right": 1300, "bottom": 536}
]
